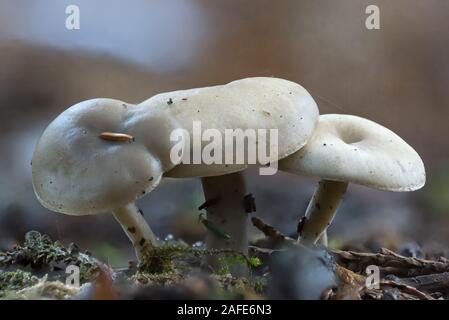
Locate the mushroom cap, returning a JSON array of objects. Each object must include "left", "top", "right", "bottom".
[
  {"left": 32, "top": 98, "right": 184, "bottom": 215},
  {"left": 279, "top": 114, "right": 426, "bottom": 191},
  {"left": 141, "top": 77, "right": 319, "bottom": 178}
]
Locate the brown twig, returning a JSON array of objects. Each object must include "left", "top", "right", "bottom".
[
  {"left": 331, "top": 248, "right": 449, "bottom": 277},
  {"left": 250, "top": 216, "right": 298, "bottom": 249},
  {"left": 251, "top": 217, "right": 287, "bottom": 241},
  {"left": 393, "top": 272, "right": 449, "bottom": 293},
  {"left": 379, "top": 280, "right": 434, "bottom": 300}
]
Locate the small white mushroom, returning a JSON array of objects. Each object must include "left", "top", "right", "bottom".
[
  {"left": 141, "top": 77, "right": 319, "bottom": 273},
  {"left": 32, "top": 98, "right": 185, "bottom": 261},
  {"left": 280, "top": 114, "right": 426, "bottom": 245}
]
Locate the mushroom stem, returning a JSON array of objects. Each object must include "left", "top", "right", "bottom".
[
  {"left": 112, "top": 203, "right": 157, "bottom": 262},
  {"left": 201, "top": 172, "right": 248, "bottom": 276},
  {"left": 298, "top": 180, "right": 348, "bottom": 245},
  {"left": 318, "top": 232, "right": 328, "bottom": 246}
]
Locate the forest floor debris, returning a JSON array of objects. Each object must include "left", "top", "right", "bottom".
[{"left": 0, "top": 226, "right": 448, "bottom": 300}]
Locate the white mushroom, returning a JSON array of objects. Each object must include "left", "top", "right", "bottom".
[
  {"left": 32, "top": 98, "right": 185, "bottom": 261},
  {"left": 31, "top": 78, "right": 319, "bottom": 271},
  {"left": 279, "top": 114, "right": 426, "bottom": 245},
  {"left": 140, "top": 77, "right": 319, "bottom": 273}
]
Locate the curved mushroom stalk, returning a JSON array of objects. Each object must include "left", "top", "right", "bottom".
[
  {"left": 298, "top": 180, "right": 348, "bottom": 245},
  {"left": 201, "top": 172, "right": 248, "bottom": 276},
  {"left": 112, "top": 203, "right": 157, "bottom": 261}
]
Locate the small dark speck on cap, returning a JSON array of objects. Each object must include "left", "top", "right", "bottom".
[
  {"left": 182, "top": 98, "right": 188, "bottom": 101},
  {"left": 148, "top": 177, "right": 154, "bottom": 181},
  {"left": 167, "top": 98, "right": 173, "bottom": 105}
]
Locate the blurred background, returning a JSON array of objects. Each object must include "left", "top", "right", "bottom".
[{"left": 0, "top": 0, "right": 448, "bottom": 266}]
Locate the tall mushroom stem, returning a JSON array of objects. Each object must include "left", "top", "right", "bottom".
[
  {"left": 298, "top": 179, "right": 348, "bottom": 245},
  {"left": 112, "top": 202, "right": 157, "bottom": 262},
  {"left": 201, "top": 172, "right": 248, "bottom": 276}
]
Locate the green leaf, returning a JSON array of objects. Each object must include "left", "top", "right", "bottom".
[{"left": 248, "top": 256, "right": 263, "bottom": 267}]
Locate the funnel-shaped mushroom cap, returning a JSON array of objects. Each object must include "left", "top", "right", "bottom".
[
  {"left": 280, "top": 114, "right": 426, "bottom": 191},
  {"left": 32, "top": 99, "right": 184, "bottom": 215},
  {"left": 141, "top": 77, "right": 319, "bottom": 178}
]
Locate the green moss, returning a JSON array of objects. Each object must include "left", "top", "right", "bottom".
[
  {"left": 0, "top": 232, "right": 268, "bottom": 298},
  {"left": 134, "top": 243, "right": 266, "bottom": 295},
  {"left": 0, "top": 231, "right": 99, "bottom": 283},
  {"left": 138, "top": 244, "right": 188, "bottom": 274},
  {"left": 0, "top": 270, "right": 38, "bottom": 294},
  {"left": 137, "top": 243, "right": 262, "bottom": 276},
  {"left": 213, "top": 274, "right": 267, "bottom": 298},
  {"left": 133, "top": 271, "right": 182, "bottom": 286}
]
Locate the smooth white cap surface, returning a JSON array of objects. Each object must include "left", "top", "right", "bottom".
[
  {"left": 32, "top": 99, "right": 184, "bottom": 215},
  {"left": 141, "top": 77, "right": 319, "bottom": 178},
  {"left": 280, "top": 114, "right": 426, "bottom": 191}
]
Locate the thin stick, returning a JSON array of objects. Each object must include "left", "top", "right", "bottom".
[{"left": 379, "top": 280, "right": 434, "bottom": 300}]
